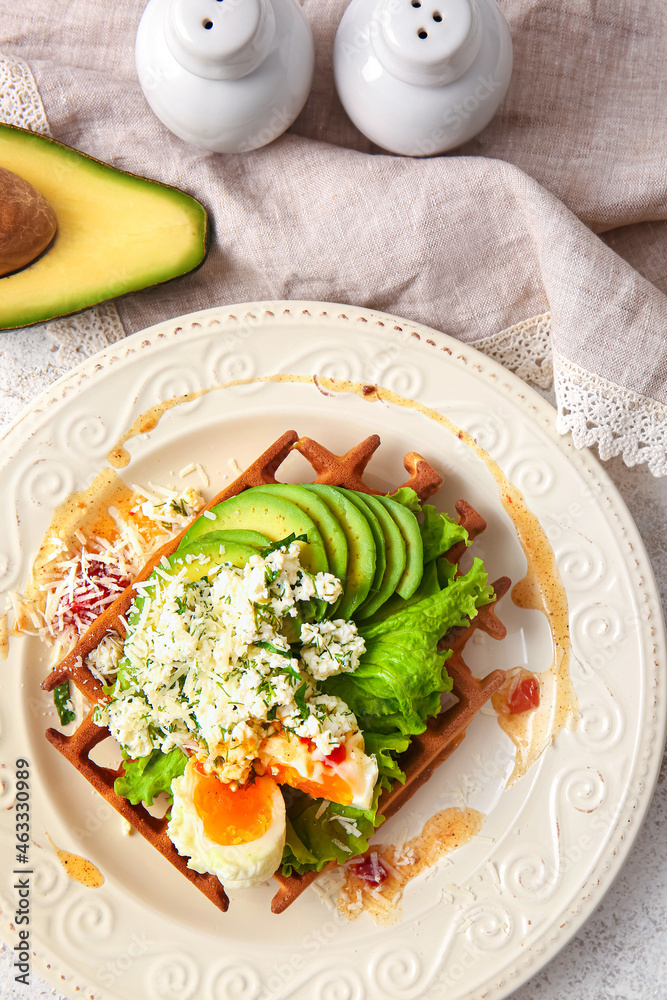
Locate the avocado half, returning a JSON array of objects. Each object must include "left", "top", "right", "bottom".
[{"left": 0, "top": 124, "right": 209, "bottom": 330}]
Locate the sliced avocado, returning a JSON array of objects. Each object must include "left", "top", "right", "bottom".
[
  {"left": 180, "top": 489, "right": 328, "bottom": 575},
  {"left": 177, "top": 528, "right": 271, "bottom": 551},
  {"left": 0, "top": 124, "right": 208, "bottom": 330},
  {"left": 300, "top": 484, "right": 375, "bottom": 619},
  {"left": 373, "top": 495, "right": 423, "bottom": 599},
  {"left": 348, "top": 491, "right": 407, "bottom": 619},
  {"left": 335, "top": 489, "right": 385, "bottom": 593},
  {"left": 167, "top": 538, "right": 261, "bottom": 582},
  {"left": 128, "top": 538, "right": 261, "bottom": 624},
  {"left": 252, "top": 483, "right": 348, "bottom": 585}
]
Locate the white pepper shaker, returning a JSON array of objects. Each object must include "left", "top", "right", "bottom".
[
  {"left": 135, "top": 0, "right": 314, "bottom": 153},
  {"left": 333, "top": 0, "right": 512, "bottom": 156}
]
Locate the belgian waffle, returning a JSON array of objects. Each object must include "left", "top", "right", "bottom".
[{"left": 42, "top": 431, "right": 508, "bottom": 914}]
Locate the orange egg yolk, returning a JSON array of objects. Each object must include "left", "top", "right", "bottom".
[
  {"left": 193, "top": 771, "right": 275, "bottom": 846},
  {"left": 265, "top": 761, "right": 354, "bottom": 806}
]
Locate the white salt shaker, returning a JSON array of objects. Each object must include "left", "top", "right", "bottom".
[
  {"left": 135, "top": 0, "right": 314, "bottom": 153},
  {"left": 333, "top": 0, "right": 512, "bottom": 156}
]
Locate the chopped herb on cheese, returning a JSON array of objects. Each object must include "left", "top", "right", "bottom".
[{"left": 300, "top": 620, "right": 366, "bottom": 680}]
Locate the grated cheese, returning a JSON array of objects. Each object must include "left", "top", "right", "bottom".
[
  {"left": 395, "top": 846, "right": 416, "bottom": 867},
  {"left": 8, "top": 484, "right": 205, "bottom": 668},
  {"left": 334, "top": 815, "right": 362, "bottom": 839},
  {"left": 485, "top": 859, "right": 502, "bottom": 894},
  {"left": 331, "top": 838, "right": 353, "bottom": 853}
]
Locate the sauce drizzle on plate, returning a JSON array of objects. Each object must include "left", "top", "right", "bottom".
[
  {"left": 45, "top": 832, "right": 105, "bottom": 888},
  {"left": 338, "top": 807, "right": 485, "bottom": 925}
]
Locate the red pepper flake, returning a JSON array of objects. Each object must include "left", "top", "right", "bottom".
[
  {"left": 324, "top": 743, "right": 347, "bottom": 765},
  {"left": 57, "top": 549, "right": 131, "bottom": 635},
  {"left": 507, "top": 675, "right": 540, "bottom": 714},
  {"left": 348, "top": 850, "right": 389, "bottom": 887}
]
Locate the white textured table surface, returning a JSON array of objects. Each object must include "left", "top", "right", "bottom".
[{"left": 0, "top": 327, "right": 665, "bottom": 1000}]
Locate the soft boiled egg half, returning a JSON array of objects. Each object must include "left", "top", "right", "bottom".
[
  {"left": 168, "top": 760, "right": 286, "bottom": 889},
  {"left": 258, "top": 731, "right": 378, "bottom": 810}
]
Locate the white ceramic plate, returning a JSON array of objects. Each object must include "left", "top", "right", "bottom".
[{"left": 0, "top": 302, "right": 664, "bottom": 1000}]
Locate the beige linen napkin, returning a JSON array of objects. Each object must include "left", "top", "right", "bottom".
[{"left": 0, "top": 0, "right": 665, "bottom": 473}]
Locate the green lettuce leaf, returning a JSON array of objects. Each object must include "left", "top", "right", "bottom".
[
  {"left": 437, "top": 554, "right": 458, "bottom": 589},
  {"left": 283, "top": 816, "right": 318, "bottom": 870},
  {"left": 114, "top": 747, "right": 187, "bottom": 806},
  {"left": 420, "top": 504, "right": 469, "bottom": 563},
  {"left": 281, "top": 780, "right": 389, "bottom": 876},
  {"left": 363, "top": 731, "right": 410, "bottom": 783},
  {"left": 325, "top": 557, "right": 494, "bottom": 736},
  {"left": 385, "top": 486, "right": 422, "bottom": 512}
]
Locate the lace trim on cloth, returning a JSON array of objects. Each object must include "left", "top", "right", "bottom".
[
  {"left": 0, "top": 303, "right": 128, "bottom": 430},
  {"left": 0, "top": 50, "right": 49, "bottom": 133},
  {"left": 0, "top": 51, "right": 127, "bottom": 423},
  {"left": 470, "top": 313, "right": 553, "bottom": 389},
  {"left": 554, "top": 349, "right": 667, "bottom": 477},
  {"left": 44, "top": 302, "right": 127, "bottom": 365}
]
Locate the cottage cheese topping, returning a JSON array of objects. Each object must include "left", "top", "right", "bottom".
[
  {"left": 86, "top": 632, "right": 125, "bottom": 683},
  {"left": 94, "top": 542, "right": 367, "bottom": 782},
  {"left": 300, "top": 620, "right": 366, "bottom": 680}
]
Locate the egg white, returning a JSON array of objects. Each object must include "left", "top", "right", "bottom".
[{"left": 167, "top": 760, "right": 286, "bottom": 889}]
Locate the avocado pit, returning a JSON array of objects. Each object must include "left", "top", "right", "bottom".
[{"left": 0, "top": 166, "right": 57, "bottom": 276}]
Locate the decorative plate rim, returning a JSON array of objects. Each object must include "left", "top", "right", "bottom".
[{"left": 0, "top": 300, "right": 664, "bottom": 1000}]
